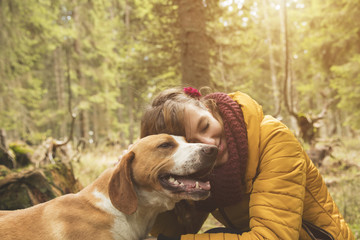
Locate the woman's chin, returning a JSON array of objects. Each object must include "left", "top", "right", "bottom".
[{"left": 215, "top": 151, "right": 228, "bottom": 167}]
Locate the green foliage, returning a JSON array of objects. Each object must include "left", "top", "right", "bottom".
[
  {"left": 292, "top": 0, "right": 360, "bottom": 117},
  {"left": 0, "top": 0, "right": 359, "bottom": 142},
  {"left": 331, "top": 55, "right": 360, "bottom": 129}
]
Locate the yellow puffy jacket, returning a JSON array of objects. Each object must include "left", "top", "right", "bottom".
[{"left": 151, "top": 91, "right": 354, "bottom": 240}]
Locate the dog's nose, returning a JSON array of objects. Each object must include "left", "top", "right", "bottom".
[{"left": 201, "top": 145, "right": 218, "bottom": 158}]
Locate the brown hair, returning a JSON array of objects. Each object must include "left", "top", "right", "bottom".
[{"left": 140, "top": 87, "right": 221, "bottom": 138}]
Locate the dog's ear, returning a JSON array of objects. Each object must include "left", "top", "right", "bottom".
[{"left": 109, "top": 151, "right": 137, "bottom": 215}]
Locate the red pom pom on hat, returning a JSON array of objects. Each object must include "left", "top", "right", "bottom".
[{"left": 183, "top": 87, "right": 201, "bottom": 99}]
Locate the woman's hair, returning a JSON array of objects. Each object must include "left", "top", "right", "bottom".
[{"left": 140, "top": 87, "right": 221, "bottom": 138}]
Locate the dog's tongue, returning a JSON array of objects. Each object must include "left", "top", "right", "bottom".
[{"left": 176, "top": 177, "right": 211, "bottom": 191}]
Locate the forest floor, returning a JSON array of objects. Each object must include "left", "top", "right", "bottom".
[{"left": 73, "top": 137, "right": 360, "bottom": 238}]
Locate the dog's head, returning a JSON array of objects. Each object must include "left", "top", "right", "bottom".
[{"left": 109, "top": 134, "right": 217, "bottom": 215}]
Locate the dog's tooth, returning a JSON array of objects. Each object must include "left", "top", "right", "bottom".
[
  {"left": 169, "top": 177, "right": 175, "bottom": 183},
  {"left": 180, "top": 182, "right": 184, "bottom": 187},
  {"left": 174, "top": 180, "right": 179, "bottom": 185},
  {"left": 195, "top": 181, "right": 199, "bottom": 189}
]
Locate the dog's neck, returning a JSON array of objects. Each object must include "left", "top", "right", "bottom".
[
  {"left": 126, "top": 200, "right": 175, "bottom": 239},
  {"left": 136, "top": 188, "right": 178, "bottom": 213},
  {"left": 125, "top": 188, "right": 178, "bottom": 239},
  {"left": 87, "top": 172, "right": 178, "bottom": 240}
]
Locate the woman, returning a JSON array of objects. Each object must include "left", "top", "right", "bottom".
[{"left": 140, "top": 87, "right": 354, "bottom": 240}]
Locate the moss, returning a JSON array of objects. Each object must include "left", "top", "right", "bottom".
[
  {"left": 9, "top": 142, "right": 34, "bottom": 155},
  {"left": 0, "top": 165, "right": 11, "bottom": 177},
  {"left": 44, "top": 169, "right": 53, "bottom": 182},
  {"left": 0, "top": 184, "right": 33, "bottom": 210},
  {"left": 8, "top": 142, "right": 33, "bottom": 167},
  {"left": 44, "top": 162, "right": 64, "bottom": 172},
  {"left": 42, "top": 162, "right": 81, "bottom": 195}
]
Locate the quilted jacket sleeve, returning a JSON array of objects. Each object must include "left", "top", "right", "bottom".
[
  {"left": 244, "top": 116, "right": 307, "bottom": 238},
  {"left": 179, "top": 116, "right": 307, "bottom": 240}
]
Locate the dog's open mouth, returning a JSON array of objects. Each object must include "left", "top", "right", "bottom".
[{"left": 159, "top": 166, "right": 213, "bottom": 198}]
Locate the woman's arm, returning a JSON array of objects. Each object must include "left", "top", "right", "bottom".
[{"left": 242, "top": 117, "right": 306, "bottom": 239}]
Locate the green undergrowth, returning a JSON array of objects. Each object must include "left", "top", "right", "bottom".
[
  {"left": 319, "top": 138, "right": 360, "bottom": 238},
  {"left": 72, "top": 145, "right": 120, "bottom": 187}
]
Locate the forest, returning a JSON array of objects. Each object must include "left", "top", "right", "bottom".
[
  {"left": 1, "top": 0, "right": 359, "bottom": 144},
  {"left": 0, "top": 0, "right": 359, "bottom": 237}
]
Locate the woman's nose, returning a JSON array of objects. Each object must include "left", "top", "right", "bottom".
[{"left": 195, "top": 135, "right": 216, "bottom": 145}]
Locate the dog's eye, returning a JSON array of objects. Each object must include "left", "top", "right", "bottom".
[{"left": 158, "top": 142, "right": 174, "bottom": 149}]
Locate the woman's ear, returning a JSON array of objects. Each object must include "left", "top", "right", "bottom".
[{"left": 109, "top": 151, "right": 137, "bottom": 215}]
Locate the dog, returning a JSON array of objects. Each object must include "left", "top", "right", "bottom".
[{"left": 0, "top": 134, "right": 218, "bottom": 240}]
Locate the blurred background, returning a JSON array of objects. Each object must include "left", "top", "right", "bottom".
[{"left": 0, "top": 0, "right": 359, "bottom": 237}]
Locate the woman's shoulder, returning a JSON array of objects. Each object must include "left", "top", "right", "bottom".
[
  {"left": 228, "top": 91, "right": 264, "bottom": 126},
  {"left": 260, "top": 115, "right": 298, "bottom": 143},
  {"left": 259, "top": 115, "right": 304, "bottom": 164},
  {"left": 228, "top": 91, "right": 258, "bottom": 107}
]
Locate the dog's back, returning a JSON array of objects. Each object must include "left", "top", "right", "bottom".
[
  {"left": 0, "top": 192, "right": 115, "bottom": 240},
  {"left": 0, "top": 202, "right": 50, "bottom": 240}
]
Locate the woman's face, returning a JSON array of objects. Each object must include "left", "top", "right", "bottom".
[{"left": 183, "top": 104, "right": 228, "bottom": 166}]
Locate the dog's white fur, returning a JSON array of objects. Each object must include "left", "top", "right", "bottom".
[{"left": 0, "top": 134, "right": 217, "bottom": 240}]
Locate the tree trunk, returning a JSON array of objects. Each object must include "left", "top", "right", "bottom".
[
  {"left": 0, "top": 162, "right": 82, "bottom": 210},
  {"left": 124, "top": 0, "right": 134, "bottom": 144},
  {"left": 0, "top": 129, "right": 7, "bottom": 150},
  {"left": 218, "top": 45, "right": 228, "bottom": 92},
  {"left": 177, "top": 0, "right": 210, "bottom": 88},
  {"left": 91, "top": 105, "right": 98, "bottom": 145},
  {"left": 0, "top": 129, "right": 15, "bottom": 169},
  {"left": 281, "top": 0, "right": 293, "bottom": 117},
  {"left": 262, "top": 0, "right": 281, "bottom": 116},
  {"left": 127, "top": 83, "right": 134, "bottom": 144},
  {"left": 53, "top": 47, "right": 66, "bottom": 138},
  {"left": 116, "top": 85, "right": 126, "bottom": 147},
  {"left": 73, "top": 6, "right": 88, "bottom": 141}
]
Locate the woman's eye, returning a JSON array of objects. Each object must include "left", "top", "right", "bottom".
[
  {"left": 158, "top": 142, "right": 173, "bottom": 148},
  {"left": 201, "top": 122, "right": 209, "bottom": 132}
]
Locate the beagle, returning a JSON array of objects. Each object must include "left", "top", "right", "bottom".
[{"left": 0, "top": 134, "right": 218, "bottom": 240}]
